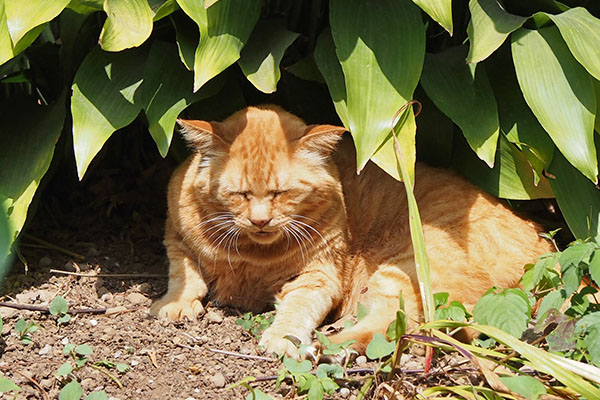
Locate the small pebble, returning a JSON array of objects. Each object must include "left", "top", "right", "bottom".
[
  {"left": 38, "top": 344, "right": 52, "bottom": 355},
  {"left": 205, "top": 311, "right": 223, "bottom": 324},
  {"left": 100, "top": 293, "right": 113, "bottom": 303},
  {"left": 114, "top": 351, "right": 122, "bottom": 358},
  {"left": 40, "top": 379, "right": 53, "bottom": 388},
  {"left": 80, "top": 378, "right": 94, "bottom": 390},
  {"left": 89, "top": 319, "right": 98, "bottom": 327},
  {"left": 210, "top": 372, "right": 226, "bottom": 388},
  {"left": 131, "top": 360, "right": 140, "bottom": 367},
  {"left": 61, "top": 337, "right": 69, "bottom": 345},
  {"left": 0, "top": 307, "right": 17, "bottom": 319},
  {"left": 126, "top": 292, "right": 148, "bottom": 305},
  {"left": 339, "top": 387, "right": 351, "bottom": 398},
  {"left": 411, "top": 344, "right": 426, "bottom": 356},
  {"left": 355, "top": 355, "right": 367, "bottom": 366}
]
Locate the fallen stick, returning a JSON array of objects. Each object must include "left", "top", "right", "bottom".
[
  {"left": 0, "top": 301, "right": 106, "bottom": 315},
  {"left": 175, "top": 343, "right": 275, "bottom": 362},
  {"left": 49, "top": 269, "right": 167, "bottom": 279}
]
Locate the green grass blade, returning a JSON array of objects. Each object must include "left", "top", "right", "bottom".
[
  {"left": 176, "top": 0, "right": 260, "bottom": 92},
  {"left": 238, "top": 19, "right": 299, "bottom": 94},
  {"left": 512, "top": 27, "right": 597, "bottom": 183},
  {"left": 549, "top": 7, "right": 600, "bottom": 81},
  {"left": 467, "top": 0, "right": 526, "bottom": 63},
  {"left": 71, "top": 47, "right": 146, "bottom": 179},
  {"left": 411, "top": 0, "right": 453, "bottom": 35},
  {"left": 421, "top": 45, "right": 499, "bottom": 167},
  {"left": 330, "top": 0, "right": 425, "bottom": 178},
  {"left": 99, "top": 0, "right": 153, "bottom": 52}
]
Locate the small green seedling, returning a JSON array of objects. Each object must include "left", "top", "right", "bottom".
[
  {"left": 14, "top": 317, "right": 38, "bottom": 345},
  {"left": 50, "top": 295, "right": 71, "bottom": 324},
  {"left": 227, "top": 376, "right": 274, "bottom": 400},
  {"left": 0, "top": 376, "right": 21, "bottom": 393},
  {"left": 94, "top": 360, "right": 130, "bottom": 374},
  {"left": 433, "top": 292, "right": 471, "bottom": 322},
  {"left": 235, "top": 311, "right": 274, "bottom": 338},
  {"left": 276, "top": 357, "right": 339, "bottom": 400}
]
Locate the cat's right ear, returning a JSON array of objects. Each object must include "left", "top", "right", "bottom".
[{"left": 177, "top": 119, "right": 228, "bottom": 155}]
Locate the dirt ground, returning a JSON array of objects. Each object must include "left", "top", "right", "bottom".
[{"left": 0, "top": 147, "right": 504, "bottom": 399}]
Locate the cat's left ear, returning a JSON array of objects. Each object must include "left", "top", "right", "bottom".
[
  {"left": 297, "top": 124, "right": 347, "bottom": 156},
  {"left": 177, "top": 119, "right": 228, "bottom": 155}
]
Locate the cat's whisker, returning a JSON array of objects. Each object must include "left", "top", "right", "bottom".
[
  {"left": 286, "top": 224, "right": 308, "bottom": 264},
  {"left": 197, "top": 214, "right": 235, "bottom": 227},
  {"left": 284, "top": 225, "right": 305, "bottom": 264},
  {"left": 291, "top": 214, "right": 320, "bottom": 226},
  {"left": 289, "top": 221, "right": 316, "bottom": 251},
  {"left": 225, "top": 227, "right": 239, "bottom": 273},
  {"left": 206, "top": 221, "right": 235, "bottom": 240},
  {"left": 234, "top": 230, "right": 241, "bottom": 257},
  {"left": 291, "top": 218, "right": 328, "bottom": 249},
  {"left": 282, "top": 227, "right": 291, "bottom": 252}
]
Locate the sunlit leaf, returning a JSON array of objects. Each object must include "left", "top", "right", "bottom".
[
  {"left": 84, "top": 391, "right": 108, "bottom": 400},
  {"left": 176, "top": 0, "right": 260, "bottom": 92},
  {"left": 4, "top": 0, "right": 70, "bottom": 52},
  {"left": 421, "top": 45, "right": 499, "bottom": 167},
  {"left": 473, "top": 288, "right": 531, "bottom": 338},
  {"left": 467, "top": 0, "right": 526, "bottom": 63},
  {"left": 512, "top": 27, "right": 597, "bottom": 183},
  {"left": 59, "top": 380, "right": 82, "bottom": 400},
  {"left": 499, "top": 376, "right": 547, "bottom": 400},
  {"left": 99, "top": 0, "right": 153, "bottom": 52},
  {"left": 50, "top": 295, "right": 69, "bottom": 316},
  {"left": 238, "top": 19, "right": 298, "bottom": 94},
  {"left": 71, "top": 47, "right": 146, "bottom": 179},
  {"left": 0, "top": 1, "right": 12, "bottom": 65},
  {"left": 142, "top": 41, "right": 223, "bottom": 156},
  {"left": 366, "top": 333, "right": 396, "bottom": 359},
  {"left": 547, "top": 148, "right": 600, "bottom": 241},
  {"left": 0, "top": 97, "right": 65, "bottom": 272},
  {"left": 549, "top": 7, "right": 600, "bottom": 81},
  {"left": 411, "top": 0, "right": 453, "bottom": 35},
  {"left": 149, "top": 0, "right": 177, "bottom": 21},
  {"left": 0, "top": 376, "right": 20, "bottom": 392},
  {"left": 282, "top": 357, "right": 311, "bottom": 374},
  {"left": 67, "top": 0, "right": 104, "bottom": 14},
  {"left": 330, "top": 0, "right": 425, "bottom": 179}
]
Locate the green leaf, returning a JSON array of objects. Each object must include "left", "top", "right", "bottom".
[
  {"left": 84, "top": 391, "right": 109, "bottom": 400},
  {"left": 356, "top": 302, "right": 369, "bottom": 321},
  {"left": 238, "top": 19, "right": 298, "bottom": 94},
  {"left": 548, "top": 7, "right": 600, "bottom": 81},
  {"left": 365, "top": 333, "right": 396, "bottom": 360},
  {"left": 0, "top": 97, "right": 65, "bottom": 266},
  {"left": 467, "top": 0, "right": 527, "bottom": 63},
  {"left": 316, "top": 364, "right": 344, "bottom": 379},
  {"left": 0, "top": 376, "right": 20, "bottom": 392},
  {"left": 171, "top": 12, "right": 197, "bottom": 71},
  {"left": 548, "top": 147, "right": 600, "bottom": 242},
  {"left": 411, "top": 0, "right": 453, "bottom": 35},
  {"left": 421, "top": 45, "right": 499, "bottom": 167},
  {"left": 63, "top": 343, "right": 76, "bottom": 354},
  {"left": 307, "top": 380, "right": 324, "bottom": 400},
  {"left": 59, "top": 380, "right": 82, "bottom": 400},
  {"left": 0, "top": 1, "right": 12, "bottom": 65},
  {"left": 99, "top": 0, "right": 153, "bottom": 52},
  {"left": 149, "top": 0, "right": 177, "bottom": 21},
  {"left": 75, "top": 344, "right": 93, "bottom": 356},
  {"left": 330, "top": 0, "right": 425, "bottom": 177},
  {"left": 3, "top": 0, "right": 70, "bottom": 60},
  {"left": 282, "top": 357, "right": 312, "bottom": 374},
  {"left": 559, "top": 242, "right": 594, "bottom": 273},
  {"left": 512, "top": 27, "right": 597, "bottom": 183},
  {"left": 141, "top": 40, "right": 222, "bottom": 156},
  {"left": 58, "top": 315, "right": 71, "bottom": 324},
  {"left": 244, "top": 389, "right": 273, "bottom": 400},
  {"left": 67, "top": 0, "right": 104, "bottom": 14},
  {"left": 473, "top": 288, "right": 531, "bottom": 338},
  {"left": 116, "top": 363, "right": 129, "bottom": 373},
  {"left": 453, "top": 132, "right": 554, "bottom": 199},
  {"left": 537, "top": 289, "right": 567, "bottom": 320},
  {"left": 176, "top": 0, "right": 260, "bottom": 92},
  {"left": 434, "top": 292, "right": 449, "bottom": 308},
  {"left": 50, "top": 295, "right": 69, "bottom": 316},
  {"left": 71, "top": 47, "right": 145, "bottom": 179},
  {"left": 590, "top": 250, "right": 600, "bottom": 287},
  {"left": 499, "top": 375, "right": 547, "bottom": 400},
  {"left": 584, "top": 324, "right": 600, "bottom": 365},
  {"left": 56, "top": 362, "right": 74, "bottom": 378},
  {"left": 14, "top": 317, "right": 26, "bottom": 334}
]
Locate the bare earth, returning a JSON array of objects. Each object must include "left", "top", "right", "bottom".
[{"left": 0, "top": 158, "right": 480, "bottom": 400}]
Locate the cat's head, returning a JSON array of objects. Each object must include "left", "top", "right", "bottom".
[{"left": 178, "top": 106, "right": 346, "bottom": 245}]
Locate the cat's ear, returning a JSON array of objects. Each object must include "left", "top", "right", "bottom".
[
  {"left": 177, "top": 119, "right": 228, "bottom": 154},
  {"left": 297, "top": 124, "right": 347, "bottom": 156}
]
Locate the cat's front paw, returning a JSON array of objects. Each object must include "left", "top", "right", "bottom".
[
  {"left": 150, "top": 295, "right": 205, "bottom": 320},
  {"left": 258, "top": 328, "right": 302, "bottom": 359}
]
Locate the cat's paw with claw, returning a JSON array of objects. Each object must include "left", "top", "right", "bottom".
[
  {"left": 150, "top": 296, "right": 205, "bottom": 320},
  {"left": 258, "top": 328, "right": 302, "bottom": 359}
]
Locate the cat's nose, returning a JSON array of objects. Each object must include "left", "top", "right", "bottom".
[{"left": 250, "top": 218, "right": 271, "bottom": 228}]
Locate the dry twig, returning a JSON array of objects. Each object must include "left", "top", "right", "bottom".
[
  {"left": 49, "top": 269, "right": 166, "bottom": 279},
  {"left": 0, "top": 301, "right": 107, "bottom": 315}
]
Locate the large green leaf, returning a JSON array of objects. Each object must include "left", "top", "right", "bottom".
[
  {"left": 330, "top": 0, "right": 425, "bottom": 177},
  {"left": 548, "top": 148, "right": 600, "bottom": 242},
  {"left": 176, "top": 0, "right": 260, "bottom": 92},
  {"left": 512, "top": 27, "right": 597, "bottom": 183},
  {"left": 0, "top": 97, "right": 65, "bottom": 270},
  {"left": 453, "top": 133, "right": 554, "bottom": 199},
  {"left": 421, "top": 45, "right": 499, "bottom": 167},
  {"left": 473, "top": 288, "right": 531, "bottom": 338},
  {"left": 71, "top": 47, "right": 146, "bottom": 179},
  {"left": 466, "top": 0, "right": 527, "bottom": 63},
  {"left": 0, "top": 1, "right": 11, "bottom": 65},
  {"left": 314, "top": 29, "right": 349, "bottom": 128},
  {"left": 99, "top": 0, "right": 153, "bottom": 52},
  {"left": 411, "top": 0, "right": 453, "bottom": 35},
  {"left": 238, "top": 19, "right": 299, "bottom": 94},
  {"left": 487, "top": 48, "right": 555, "bottom": 185},
  {"left": 548, "top": 7, "right": 600, "bottom": 81},
  {"left": 67, "top": 0, "right": 104, "bottom": 14},
  {"left": 1, "top": 0, "right": 70, "bottom": 63},
  {"left": 149, "top": 0, "right": 177, "bottom": 21},
  {"left": 142, "top": 41, "right": 223, "bottom": 156}
]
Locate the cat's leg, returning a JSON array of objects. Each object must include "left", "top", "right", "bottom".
[
  {"left": 150, "top": 229, "right": 208, "bottom": 320},
  {"left": 327, "top": 265, "right": 420, "bottom": 353},
  {"left": 259, "top": 264, "right": 341, "bottom": 358}
]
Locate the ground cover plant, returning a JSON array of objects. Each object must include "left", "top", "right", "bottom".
[{"left": 1, "top": 0, "right": 600, "bottom": 398}]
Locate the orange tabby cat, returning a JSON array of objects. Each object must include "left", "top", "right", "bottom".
[{"left": 150, "top": 105, "right": 552, "bottom": 356}]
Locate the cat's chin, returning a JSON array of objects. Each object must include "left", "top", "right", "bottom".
[{"left": 248, "top": 230, "right": 282, "bottom": 244}]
